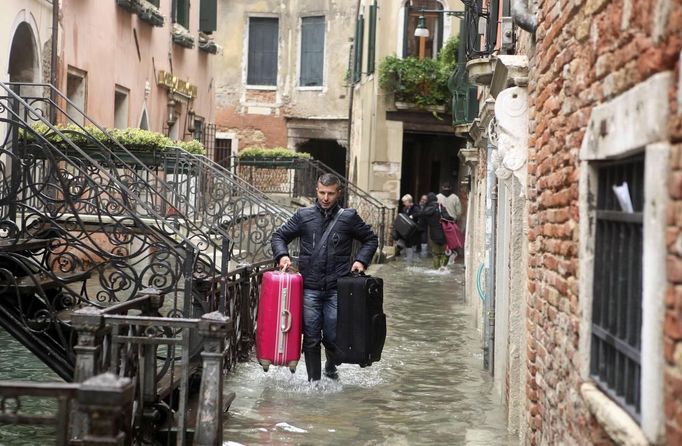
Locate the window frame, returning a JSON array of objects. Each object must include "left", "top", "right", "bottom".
[
  {"left": 66, "top": 66, "right": 87, "bottom": 126},
  {"left": 298, "top": 15, "right": 326, "bottom": 90},
  {"left": 245, "top": 16, "right": 280, "bottom": 89},
  {"left": 578, "top": 72, "right": 671, "bottom": 444},
  {"left": 114, "top": 85, "right": 130, "bottom": 129},
  {"left": 174, "top": 0, "right": 190, "bottom": 29}
]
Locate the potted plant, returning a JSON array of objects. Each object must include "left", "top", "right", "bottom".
[
  {"left": 238, "top": 147, "right": 312, "bottom": 168},
  {"left": 21, "top": 124, "right": 206, "bottom": 169},
  {"left": 378, "top": 37, "right": 458, "bottom": 112}
]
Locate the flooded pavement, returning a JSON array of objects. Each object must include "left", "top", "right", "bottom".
[
  {"left": 223, "top": 258, "right": 515, "bottom": 445},
  {"left": 0, "top": 328, "right": 61, "bottom": 445}
]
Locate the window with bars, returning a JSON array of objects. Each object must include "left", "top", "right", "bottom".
[
  {"left": 247, "top": 17, "right": 279, "bottom": 86},
  {"left": 300, "top": 16, "right": 325, "bottom": 87},
  {"left": 590, "top": 154, "right": 644, "bottom": 420}
]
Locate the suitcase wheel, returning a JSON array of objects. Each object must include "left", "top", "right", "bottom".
[
  {"left": 258, "top": 359, "right": 271, "bottom": 372},
  {"left": 287, "top": 360, "right": 299, "bottom": 373}
]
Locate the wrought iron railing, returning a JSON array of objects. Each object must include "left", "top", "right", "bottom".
[
  {"left": 0, "top": 81, "right": 279, "bottom": 443},
  {"left": 0, "top": 372, "right": 134, "bottom": 446},
  {"left": 163, "top": 148, "right": 295, "bottom": 264},
  {"left": 230, "top": 156, "right": 395, "bottom": 259},
  {"left": 0, "top": 82, "right": 210, "bottom": 379}
]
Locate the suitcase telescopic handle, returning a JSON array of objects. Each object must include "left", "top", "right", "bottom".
[{"left": 281, "top": 310, "right": 292, "bottom": 333}]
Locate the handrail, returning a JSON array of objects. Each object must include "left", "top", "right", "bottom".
[
  {"left": 4, "top": 82, "right": 227, "bottom": 259},
  {"left": 164, "top": 149, "right": 295, "bottom": 263}
]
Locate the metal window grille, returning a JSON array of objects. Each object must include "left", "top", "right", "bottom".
[{"left": 590, "top": 153, "right": 644, "bottom": 420}]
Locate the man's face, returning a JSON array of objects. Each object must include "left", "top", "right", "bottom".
[
  {"left": 316, "top": 182, "right": 340, "bottom": 209},
  {"left": 420, "top": 196, "right": 428, "bottom": 205}
]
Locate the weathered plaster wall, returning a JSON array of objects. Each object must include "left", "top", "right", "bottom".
[
  {"left": 59, "top": 0, "right": 214, "bottom": 134},
  {"left": 213, "top": 0, "right": 355, "bottom": 151}
]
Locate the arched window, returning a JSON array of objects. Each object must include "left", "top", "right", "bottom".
[
  {"left": 8, "top": 22, "right": 39, "bottom": 83},
  {"left": 402, "top": 0, "right": 445, "bottom": 59}
]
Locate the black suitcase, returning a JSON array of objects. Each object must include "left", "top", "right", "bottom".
[
  {"left": 335, "top": 273, "right": 386, "bottom": 367},
  {"left": 394, "top": 213, "right": 417, "bottom": 239}
]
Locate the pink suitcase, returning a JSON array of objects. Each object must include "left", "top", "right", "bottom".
[
  {"left": 256, "top": 270, "right": 303, "bottom": 372},
  {"left": 441, "top": 219, "right": 465, "bottom": 251}
]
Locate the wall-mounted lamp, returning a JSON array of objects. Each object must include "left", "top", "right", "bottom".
[
  {"left": 414, "top": 16, "right": 430, "bottom": 38},
  {"left": 167, "top": 97, "right": 177, "bottom": 128},
  {"left": 414, "top": 15, "right": 430, "bottom": 60}
]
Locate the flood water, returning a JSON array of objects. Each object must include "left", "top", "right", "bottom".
[{"left": 222, "top": 259, "right": 515, "bottom": 445}]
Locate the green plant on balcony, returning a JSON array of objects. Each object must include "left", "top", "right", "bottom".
[
  {"left": 378, "top": 37, "right": 459, "bottom": 110},
  {"left": 22, "top": 124, "right": 207, "bottom": 156}
]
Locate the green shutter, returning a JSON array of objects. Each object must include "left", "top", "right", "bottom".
[
  {"left": 200, "top": 0, "right": 217, "bottom": 33},
  {"left": 353, "top": 15, "right": 364, "bottom": 83},
  {"left": 367, "top": 2, "right": 377, "bottom": 74},
  {"left": 175, "top": 0, "right": 189, "bottom": 28}
]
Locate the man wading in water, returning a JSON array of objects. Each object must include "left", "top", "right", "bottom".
[{"left": 271, "top": 173, "right": 378, "bottom": 381}]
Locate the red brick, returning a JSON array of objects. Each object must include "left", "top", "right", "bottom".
[{"left": 668, "top": 255, "right": 682, "bottom": 283}]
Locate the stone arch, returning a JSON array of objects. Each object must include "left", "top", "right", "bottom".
[{"left": 7, "top": 12, "right": 41, "bottom": 83}]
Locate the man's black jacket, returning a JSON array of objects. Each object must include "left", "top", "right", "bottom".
[{"left": 271, "top": 202, "right": 379, "bottom": 290}]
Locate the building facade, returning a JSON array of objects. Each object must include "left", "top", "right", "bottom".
[
  {"left": 212, "top": 0, "right": 355, "bottom": 175},
  {"left": 349, "top": 0, "right": 465, "bottom": 205},
  {"left": 460, "top": 0, "right": 682, "bottom": 444},
  {"left": 3, "top": 0, "right": 217, "bottom": 142}
]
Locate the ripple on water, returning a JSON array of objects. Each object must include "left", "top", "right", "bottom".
[{"left": 222, "top": 260, "right": 515, "bottom": 445}]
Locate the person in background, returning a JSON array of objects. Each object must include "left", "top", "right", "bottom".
[
  {"left": 437, "top": 183, "right": 462, "bottom": 262},
  {"left": 417, "top": 194, "right": 429, "bottom": 258},
  {"left": 436, "top": 183, "right": 461, "bottom": 222},
  {"left": 395, "top": 194, "right": 419, "bottom": 262},
  {"left": 415, "top": 192, "right": 453, "bottom": 269}
]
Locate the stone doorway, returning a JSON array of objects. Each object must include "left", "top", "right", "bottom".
[{"left": 296, "top": 139, "right": 347, "bottom": 178}]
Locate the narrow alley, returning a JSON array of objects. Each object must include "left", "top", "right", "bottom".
[{"left": 222, "top": 259, "right": 514, "bottom": 445}]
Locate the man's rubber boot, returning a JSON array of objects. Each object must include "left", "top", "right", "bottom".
[
  {"left": 305, "top": 351, "right": 321, "bottom": 382},
  {"left": 324, "top": 359, "right": 339, "bottom": 380}
]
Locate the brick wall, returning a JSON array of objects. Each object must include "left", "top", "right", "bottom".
[{"left": 525, "top": 0, "right": 681, "bottom": 444}]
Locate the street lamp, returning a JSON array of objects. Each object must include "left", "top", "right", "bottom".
[{"left": 414, "top": 16, "right": 429, "bottom": 60}]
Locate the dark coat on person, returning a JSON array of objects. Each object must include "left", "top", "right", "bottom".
[
  {"left": 391, "top": 204, "right": 420, "bottom": 247},
  {"left": 271, "top": 202, "right": 378, "bottom": 291},
  {"left": 414, "top": 193, "right": 453, "bottom": 245}
]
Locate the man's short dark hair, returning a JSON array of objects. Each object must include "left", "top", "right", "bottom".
[{"left": 318, "top": 173, "right": 341, "bottom": 189}]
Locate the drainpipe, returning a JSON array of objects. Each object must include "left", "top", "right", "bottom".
[
  {"left": 346, "top": 0, "right": 363, "bottom": 181},
  {"left": 512, "top": 0, "right": 537, "bottom": 34},
  {"left": 50, "top": 0, "right": 59, "bottom": 123},
  {"left": 482, "top": 136, "right": 497, "bottom": 373}
]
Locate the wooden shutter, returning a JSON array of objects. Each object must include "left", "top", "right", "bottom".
[
  {"left": 200, "top": 0, "right": 217, "bottom": 33},
  {"left": 300, "top": 17, "right": 325, "bottom": 87},
  {"left": 353, "top": 14, "right": 364, "bottom": 83},
  {"left": 367, "top": 2, "right": 377, "bottom": 74},
  {"left": 247, "top": 17, "right": 279, "bottom": 86}
]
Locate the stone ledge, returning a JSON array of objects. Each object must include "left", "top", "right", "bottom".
[{"left": 580, "top": 382, "right": 649, "bottom": 446}]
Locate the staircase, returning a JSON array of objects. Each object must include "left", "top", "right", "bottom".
[{"left": 0, "top": 81, "right": 284, "bottom": 444}]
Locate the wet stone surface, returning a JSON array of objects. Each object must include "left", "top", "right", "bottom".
[{"left": 223, "top": 258, "right": 516, "bottom": 445}]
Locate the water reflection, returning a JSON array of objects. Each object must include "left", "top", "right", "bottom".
[
  {"left": 0, "top": 329, "right": 61, "bottom": 445},
  {"left": 223, "top": 259, "right": 515, "bottom": 445}
]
